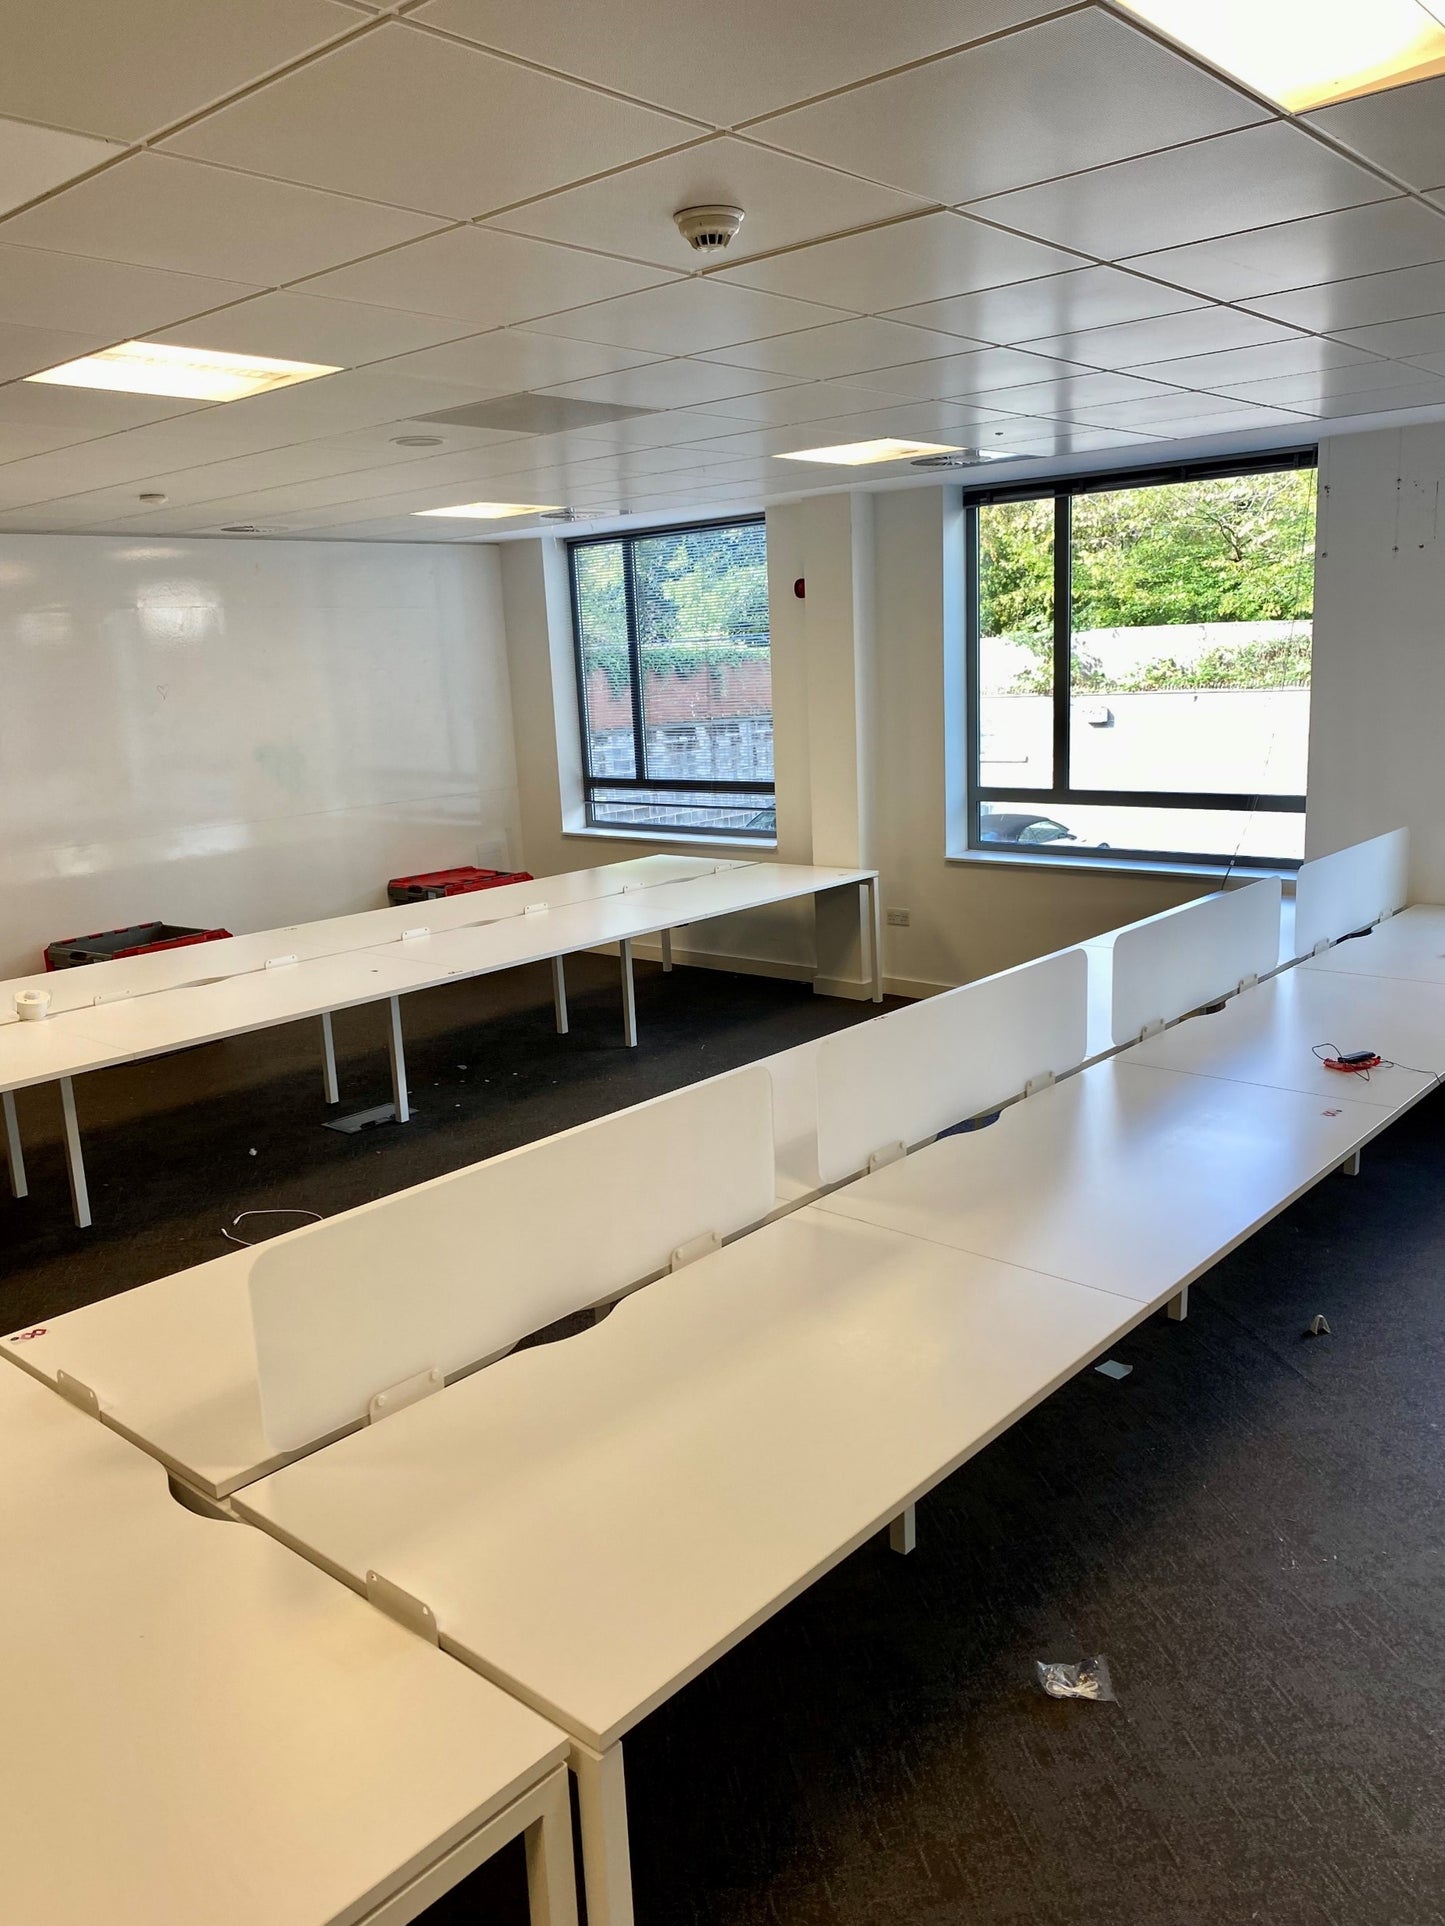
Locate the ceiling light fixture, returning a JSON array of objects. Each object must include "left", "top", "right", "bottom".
[
  {"left": 1116, "top": 0, "right": 1445, "bottom": 111},
  {"left": 412, "top": 501, "right": 564, "bottom": 519},
  {"left": 775, "top": 438, "right": 965, "bottom": 466},
  {"left": 26, "top": 341, "right": 340, "bottom": 402}
]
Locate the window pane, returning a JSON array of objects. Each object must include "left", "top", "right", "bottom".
[
  {"left": 977, "top": 497, "right": 1053, "bottom": 791},
  {"left": 1069, "top": 470, "right": 1316, "bottom": 797},
  {"left": 630, "top": 522, "right": 773, "bottom": 787},
  {"left": 588, "top": 786, "right": 775, "bottom": 836},
  {"left": 573, "top": 540, "right": 637, "bottom": 780},
  {"left": 981, "top": 796, "right": 1305, "bottom": 864}
]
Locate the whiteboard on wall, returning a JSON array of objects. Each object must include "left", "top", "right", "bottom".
[
  {"left": 250, "top": 1066, "right": 776, "bottom": 1451},
  {"left": 1292, "top": 829, "right": 1409, "bottom": 959},
  {"left": 1112, "top": 878, "right": 1282, "bottom": 1046},
  {"left": 814, "top": 948, "right": 1089, "bottom": 1186}
]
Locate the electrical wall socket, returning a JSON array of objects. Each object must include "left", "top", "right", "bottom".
[{"left": 886, "top": 908, "right": 911, "bottom": 927}]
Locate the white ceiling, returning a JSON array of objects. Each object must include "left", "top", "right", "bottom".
[{"left": 3, "top": 0, "right": 1445, "bottom": 542}]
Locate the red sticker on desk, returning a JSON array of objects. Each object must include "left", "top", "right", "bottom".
[
  {"left": 8, "top": 1328, "right": 46, "bottom": 1342},
  {"left": 1322, "top": 1109, "right": 1342, "bottom": 1117}
]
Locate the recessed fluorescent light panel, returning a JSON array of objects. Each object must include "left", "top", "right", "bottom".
[
  {"left": 1117, "top": 0, "right": 1445, "bottom": 111},
  {"left": 26, "top": 341, "right": 340, "bottom": 402},
  {"left": 775, "top": 438, "right": 965, "bottom": 466},
  {"left": 413, "top": 502, "right": 565, "bottom": 519}
]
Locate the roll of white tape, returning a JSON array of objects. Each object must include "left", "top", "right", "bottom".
[{"left": 15, "top": 988, "right": 50, "bottom": 1021}]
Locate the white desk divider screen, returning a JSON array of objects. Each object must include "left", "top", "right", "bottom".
[
  {"left": 813, "top": 948, "right": 1089, "bottom": 1186},
  {"left": 250, "top": 1066, "right": 776, "bottom": 1452},
  {"left": 1111, "top": 877, "right": 1283, "bottom": 1047},
  {"left": 1292, "top": 828, "right": 1409, "bottom": 959}
]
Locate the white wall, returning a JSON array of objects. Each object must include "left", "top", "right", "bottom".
[
  {"left": 0, "top": 534, "right": 517, "bottom": 975},
  {"left": 1310, "top": 423, "right": 1445, "bottom": 899}
]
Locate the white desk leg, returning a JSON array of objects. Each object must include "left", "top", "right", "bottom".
[
  {"left": 59, "top": 1077, "right": 91, "bottom": 1229},
  {"left": 659, "top": 928, "right": 673, "bottom": 973},
  {"left": 863, "top": 877, "right": 883, "bottom": 1002},
  {"left": 1168, "top": 1286, "right": 1190, "bottom": 1321},
  {"left": 552, "top": 956, "right": 569, "bottom": 1036},
  {"left": 1340, "top": 1150, "right": 1362, "bottom": 1178},
  {"left": 319, "top": 1011, "right": 340, "bottom": 1105},
  {"left": 889, "top": 1506, "right": 917, "bottom": 1556},
  {"left": 386, "top": 996, "right": 410, "bottom": 1124},
  {"left": 526, "top": 1767, "right": 580, "bottom": 1926},
  {"left": 573, "top": 1740, "right": 634, "bottom": 1926},
  {"left": 2, "top": 1090, "right": 26, "bottom": 1200},
  {"left": 619, "top": 939, "right": 638, "bottom": 1048}
]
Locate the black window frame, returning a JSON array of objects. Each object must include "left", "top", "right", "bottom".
[
  {"left": 964, "top": 449, "right": 1318, "bottom": 870},
  {"left": 568, "top": 513, "right": 775, "bottom": 838}
]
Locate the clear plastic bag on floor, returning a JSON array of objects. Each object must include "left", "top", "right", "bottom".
[{"left": 1036, "top": 1656, "right": 1115, "bottom": 1701}]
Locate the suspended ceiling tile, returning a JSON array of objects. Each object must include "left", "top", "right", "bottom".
[
  {"left": 373, "top": 331, "right": 662, "bottom": 392},
  {"left": 164, "top": 23, "right": 699, "bottom": 221},
  {"left": 299, "top": 226, "right": 675, "bottom": 325},
  {"left": 1021, "top": 305, "right": 1299, "bottom": 371},
  {"left": 1111, "top": 406, "right": 1310, "bottom": 438},
  {"left": 0, "top": 380, "right": 210, "bottom": 435},
  {"left": 1227, "top": 358, "right": 1444, "bottom": 404},
  {"left": 0, "top": 116, "right": 123, "bottom": 218},
  {"left": 694, "top": 381, "right": 923, "bottom": 427},
  {"left": 535, "top": 358, "right": 804, "bottom": 410},
  {"left": 713, "top": 210, "right": 1080, "bottom": 312},
  {"left": 563, "top": 408, "right": 761, "bottom": 448},
  {"left": 1297, "top": 385, "right": 1445, "bottom": 419},
  {"left": 1063, "top": 388, "right": 1269, "bottom": 429},
  {"left": 697, "top": 317, "right": 983, "bottom": 380},
  {"left": 152, "top": 290, "right": 469, "bottom": 366},
  {"left": 1124, "top": 198, "right": 1445, "bottom": 302},
  {"left": 1251, "top": 260, "right": 1445, "bottom": 334},
  {"left": 1305, "top": 76, "right": 1445, "bottom": 196},
  {"left": 1133, "top": 335, "right": 1379, "bottom": 392},
  {"left": 887, "top": 265, "right": 1204, "bottom": 343},
  {"left": 964, "top": 369, "right": 1192, "bottom": 414},
  {"left": 0, "top": 152, "right": 445, "bottom": 283},
  {"left": 198, "top": 363, "right": 529, "bottom": 439},
  {"left": 751, "top": 11, "right": 1264, "bottom": 206},
  {"left": 0, "top": 245, "right": 258, "bottom": 339},
  {"left": 972, "top": 124, "right": 1390, "bottom": 262},
  {"left": 487, "top": 137, "right": 927, "bottom": 269},
  {"left": 0, "top": 322, "right": 118, "bottom": 383},
  {"left": 842, "top": 345, "right": 1092, "bottom": 403},
  {"left": 0, "top": 1, "right": 356, "bottom": 142},
  {"left": 1332, "top": 312, "right": 1445, "bottom": 359},
  {"left": 413, "top": 0, "right": 1054, "bottom": 127},
  {"left": 527, "top": 279, "right": 846, "bottom": 354}
]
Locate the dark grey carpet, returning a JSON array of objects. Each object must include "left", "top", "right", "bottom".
[{"left": 4, "top": 962, "right": 1442, "bottom": 1926}]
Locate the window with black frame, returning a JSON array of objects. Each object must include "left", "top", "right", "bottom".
[
  {"left": 570, "top": 518, "right": 775, "bottom": 837},
  {"left": 967, "top": 454, "right": 1318, "bottom": 867}
]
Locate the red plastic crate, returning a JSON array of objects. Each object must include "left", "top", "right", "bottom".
[
  {"left": 387, "top": 866, "right": 533, "bottom": 906},
  {"left": 45, "top": 923, "right": 233, "bottom": 971}
]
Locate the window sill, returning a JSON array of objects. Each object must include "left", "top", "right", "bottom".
[
  {"left": 947, "top": 847, "right": 1299, "bottom": 884},
  {"left": 562, "top": 825, "right": 778, "bottom": 854}
]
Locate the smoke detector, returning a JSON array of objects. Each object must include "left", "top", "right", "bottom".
[
  {"left": 137, "top": 490, "right": 168, "bottom": 504},
  {"left": 673, "top": 205, "right": 745, "bottom": 254},
  {"left": 391, "top": 433, "right": 444, "bottom": 447}
]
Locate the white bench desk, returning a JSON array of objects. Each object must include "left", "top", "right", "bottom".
[
  {"left": 1297, "top": 903, "right": 1445, "bottom": 986},
  {"left": 814, "top": 1055, "right": 1387, "bottom": 1321},
  {"left": 3, "top": 1066, "right": 781, "bottom": 1503},
  {"left": 1126, "top": 963, "right": 1445, "bottom": 1111},
  {"left": 1, "top": 855, "right": 878, "bottom": 1227},
  {"left": 236, "top": 1206, "right": 1144, "bottom": 1926},
  {"left": 0, "top": 1362, "right": 577, "bottom": 1926}
]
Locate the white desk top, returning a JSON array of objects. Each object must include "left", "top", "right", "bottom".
[
  {"left": 0, "top": 854, "right": 732, "bottom": 1015},
  {"left": 815, "top": 1058, "right": 1384, "bottom": 1308},
  {"left": 1127, "top": 966, "right": 1445, "bottom": 1108},
  {"left": 0, "top": 860, "right": 867, "bottom": 1097},
  {"left": 1299, "top": 905, "right": 1445, "bottom": 986},
  {"left": 239, "top": 1209, "right": 1138, "bottom": 1752},
  {"left": 0, "top": 1364, "right": 568, "bottom": 1926},
  {"left": 4, "top": 1249, "right": 283, "bottom": 1498}
]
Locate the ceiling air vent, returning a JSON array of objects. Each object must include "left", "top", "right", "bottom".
[
  {"left": 910, "top": 449, "right": 1033, "bottom": 469},
  {"left": 412, "top": 394, "right": 658, "bottom": 435},
  {"left": 217, "top": 522, "right": 290, "bottom": 534}
]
